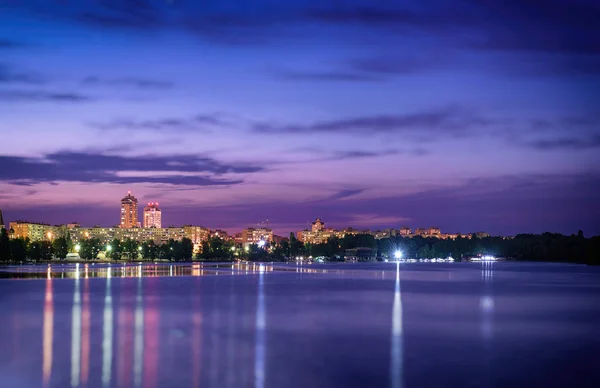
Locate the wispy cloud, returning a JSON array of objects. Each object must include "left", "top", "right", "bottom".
[
  {"left": 89, "top": 113, "right": 229, "bottom": 132},
  {"left": 81, "top": 76, "right": 174, "bottom": 89},
  {"left": 253, "top": 106, "right": 498, "bottom": 137},
  {"left": 526, "top": 135, "right": 600, "bottom": 151},
  {"left": 0, "top": 90, "right": 92, "bottom": 102},
  {"left": 0, "top": 38, "right": 29, "bottom": 49},
  {"left": 0, "top": 63, "right": 46, "bottom": 84},
  {"left": 276, "top": 70, "right": 382, "bottom": 82}
]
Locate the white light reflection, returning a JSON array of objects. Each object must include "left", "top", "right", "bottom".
[
  {"left": 133, "top": 275, "right": 144, "bottom": 387},
  {"left": 254, "top": 264, "right": 266, "bottom": 388},
  {"left": 102, "top": 267, "right": 113, "bottom": 388},
  {"left": 480, "top": 261, "right": 494, "bottom": 338},
  {"left": 70, "top": 277, "right": 81, "bottom": 387},
  {"left": 390, "top": 261, "right": 403, "bottom": 388},
  {"left": 42, "top": 276, "right": 54, "bottom": 387}
]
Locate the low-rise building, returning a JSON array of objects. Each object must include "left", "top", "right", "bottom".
[
  {"left": 374, "top": 229, "right": 399, "bottom": 240},
  {"left": 8, "top": 221, "right": 59, "bottom": 242},
  {"left": 345, "top": 247, "right": 378, "bottom": 262}
]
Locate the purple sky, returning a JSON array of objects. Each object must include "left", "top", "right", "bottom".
[{"left": 1, "top": 0, "right": 599, "bottom": 236}]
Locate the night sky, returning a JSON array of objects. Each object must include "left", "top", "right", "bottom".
[{"left": 1, "top": 0, "right": 599, "bottom": 236}]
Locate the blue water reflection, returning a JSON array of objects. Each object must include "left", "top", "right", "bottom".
[{"left": 1, "top": 262, "right": 600, "bottom": 388}]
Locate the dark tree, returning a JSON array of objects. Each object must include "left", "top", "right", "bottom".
[
  {"left": 108, "top": 239, "right": 122, "bottom": 260},
  {"left": 80, "top": 238, "right": 102, "bottom": 261},
  {"left": 52, "top": 237, "right": 69, "bottom": 260},
  {"left": 179, "top": 238, "right": 194, "bottom": 261},
  {"left": 142, "top": 241, "right": 158, "bottom": 260},
  {"left": 9, "top": 238, "right": 28, "bottom": 262},
  {"left": 0, "top": 228, "right": 10, "bottom": 262},
  {"left": 200, "top": 236, "right": 234, "bottom": 261}
]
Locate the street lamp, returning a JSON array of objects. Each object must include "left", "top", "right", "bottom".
[
  {"left": 75, "top": 244, "right": 81, "bottom": 252},
  {"left": 107, "top": 245, "right": 112, "bottom": 252},
  {"left": 394, "top": 251, "right": 402, "bottom": 260}
]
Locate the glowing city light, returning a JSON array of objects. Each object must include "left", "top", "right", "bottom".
[
  {"left": 258, "top": 240, "right": 266, "bottom": 248},
  {"left": 75, "top": 244, "right": 81, "bottom": 252},
  {"left": 106, "top": 245, "right": 112, "bottom": 252},
  {"left": 394, "top": 251, "right": 402, "bottom": 259}
]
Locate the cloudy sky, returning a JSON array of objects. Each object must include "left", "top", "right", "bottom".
[{"left": 1, "top": 0, "right": 599, "bottom": 236}]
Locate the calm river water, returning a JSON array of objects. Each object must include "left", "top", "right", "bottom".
[{"left": 0, "top": 261, "right": 599, "bottom": 388}]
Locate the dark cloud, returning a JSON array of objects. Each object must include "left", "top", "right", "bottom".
[
  {"left": 464, "top": 0, "right": 600, "bottom": 55},
  {"left": 333, "top": 150, "right": 400, "bottom": 160},
  {"left": 89, "top": 114, "right": 228, "bottom": 132},
  {"left": 81, "top": 76, "right": 174, "bottom": 89},
  {"left": 321, "top": 189, "right": 365, "bottom": 201},
  {"left": 0, "top": 152, "right": 264, "bottom": 186},
  {"left": 526, "top": 135, "right": 600, "bottom": 151},
  {"left": 0, "top": 90, "right": 92, "bottom": 102},
  {"left": 277, "top": 70, "right": 382, "bottom": 82},
  {"left": 0, "top": 64, "right": 45, "bottom": 84},
  {"left": 5, "top": 0, "right": 599, "bottom": 57},
  {"left": 0, "top": 38, "right": 28, "bottom": 49},
  {"left": 254, "top": 107, "right": 498, "bottom": 137}
]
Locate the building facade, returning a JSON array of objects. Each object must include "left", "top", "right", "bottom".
[
  {"left": 183, "top": 226, "right": 210, "bottom": 253},
  {"left": 143, "top": 202, "right": 162, "bottom": 228},
  {"left": 120, "top": 191, "right": 139, "bottom": 228},
  {"left": 241, "top": 227, "right": 273, "bottom": 248},
  {"left": 9, "top": 221, "right": 59, "bottom": 242}
]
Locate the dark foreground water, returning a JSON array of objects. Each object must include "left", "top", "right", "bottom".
[{"left": 0, "top": 261, "right": 599, "bottom": 388}]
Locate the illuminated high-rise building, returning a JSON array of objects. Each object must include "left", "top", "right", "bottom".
[
  {"left": 143, "top": 202, "right": 162, "bottom": 228},
  {"left": 312, "top": 218, "right": 325, "bottom": 232},
  {"left": 0, "top": 209, "right": 4, "bottom": 229},
  {"left": 120, "top": 191, "right": 139, "bottom": 228}
]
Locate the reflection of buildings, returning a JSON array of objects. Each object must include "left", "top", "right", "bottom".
[
  {"left": 143, "top": 202, "right": 162, "bottom": 229},
  {"left": 70, "top": 275, "right": 82, "bottom": 387},
  {"left": 102, "top": 269, "right": 113, "bottom": 388},
  {"left": 43, "top": 276, "right": 54, "bottom": 387},
  {"left": 120, "top": 191, "right": 140, "bottom": 228}
]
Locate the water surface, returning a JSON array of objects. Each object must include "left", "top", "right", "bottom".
[{"left": 0, "top": 261, "right": 599, "bottom": 388}]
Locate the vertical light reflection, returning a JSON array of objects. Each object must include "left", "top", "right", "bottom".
[
  {"left": 390, "top": 261, "right": 403, "bottom": 388},
  {"left": 118, "top": 278, "right": 134, "bottom": 387},
  {"left": 133, "top": 275, "right": 144, "bottom": 388},
  {"left": 254, "top": 264, "right": 266, "bottom": 388},
  {"left": 226, "top": 274, "right": 236, "bottom": 388},
  {"left": 81, "top": 278, "right": 91, "bottom": 385},
  {"left": 191, "top": 285, "right": 202, "bottom": 388},
  {"left": 42, "top": 276, "right": 54, "bottom": 387},
  {"left": 144, "top": 278, "right": 159, "bottom": 388},
  {"left": 480, "top": 261, "right": 494, "bottom": 338},
  {"left": 70, "top": 276, "right": 82, "bottom": 387},
  {"left": 102, "top": 267, "right": 113, "bottom": 388}
]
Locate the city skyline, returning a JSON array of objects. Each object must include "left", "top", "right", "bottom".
[{"left": 1, "top": 1, "right": 599, "bottom": 236}]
